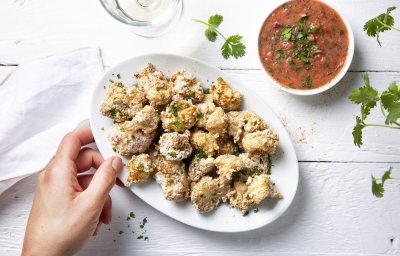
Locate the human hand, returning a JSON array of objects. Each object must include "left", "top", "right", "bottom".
[{"left": 22, "top": 127, "right": 123, "bottom": 256}]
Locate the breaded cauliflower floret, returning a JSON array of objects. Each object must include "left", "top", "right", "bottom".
[
  {"left": 170, "top": 69, "right": 204, "bottom": 103},
  {"left": 135, "top": 63, "right": 172, "bottom": 108},
  {"left": 161, "top": 100, "right": 198, "bottom": 132},
  {"left": 130, "top": 105, "right": 160, "bottom": 134},
  {"left": 154, "top": 170, "right": 190, "bottom": 202},
  {"left": 151, "top": 152, "right": 186, "bottom": 175},
  {"left": 126, "top": 154, "right": 153, "bottom": 185},
  {"left": 190, "top": 176, "right": 230, "bottom": 213},
  {"left": 188, "top": 156, "right": 215, "bottom": 181},
  {"left": 242, "top": 130, "right": 279, "bottom": 155},
  {"left": 159, "top": 131, "right": 192, "bottom": 161},
  {"left": 100, "top": 82, "right": 146, "bottom": 122},
  {"left": 217, "top": 136, "right": 239, "bottom": 156},
  {"left": 195, "top": 101, "right": 216, "bottom": 128},
  {"left": 108, "top": 123, "right": 156, "bottom": 157},
  {"left": 227, "top": 111, "right": 266, "bottom": 143},
  {"left": 214, "top": 155, "right": 244, "bottom": 180},
  {"left": 229, "top": 174, "right": 281, "bottom": 212},
  {"left": 206, "top": 107, "right": 228, "bottom": 135},
  {"left": 211, "top": 77, "right": 242, "bottom": 111},
  {"left": 190, "top": 130, "right": 219, "bottom": 156},
  {"left": 232, "top": 153, "right": 271, "bottom": 182},
  {"left": 108, "top": 106, "right": 159, "bottom": 157}
]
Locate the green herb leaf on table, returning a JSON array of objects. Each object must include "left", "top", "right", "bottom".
[
  {"left": 194, "top": 14, "right": 246, "bottom": 59},
  {"left": 372, "top": 167, "right": 393, "bottom": 198},
  {"left": 363, "top": 7, "right": 398, "bottom": 46}
]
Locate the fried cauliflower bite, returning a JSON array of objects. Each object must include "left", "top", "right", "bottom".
[
  {"left": 190, "top": 176, "right": 230, "bottom": 213},
  {"left": 108, "top": 122, "right": 156, "bottom": 157},
  {"left": 126, "top": 154, "right": 153, "bottom": 185},
  {"left": 239, "top": 153, "right": 270, "bottom": 174},
  {"left": 188, "top": 156, "right": 215, "bottom": 181},
  {"left": 135, "top": 63, "right": 172, "bottom": 108},
  {"left": 150, "top": 152, "right": 186, "bottom": 175},
  {"left": 100, "top": 82, "right": 147, "bottom": 122},
  {"left": 217, "top": 136, "right": 239, "bottom": 156},
  {"left": 170, "top": 69, "right": 204, "bottom": 103},
  {"left": 211, "top": 77, "right": 242, "bottom": 111},
  {"left": 206, "top": 107, "right": 228, "bottom": 135},
  {"left": 159, "top": 131, "right": 192, "bottom": 161},
  {"left": 190, "top": 130, "right": 219, "bottom": 156},
  {"left": 227, "top": 111, "right": 266, "bottom": 143},
  {"left": 214, "top": 155, "right": 244, "bottom": 180},
  {"left": 154, "top": 170, "right": 190, "bottom": 202},
  {"left": 242, "top": 129, "right": 279, "bottom": 155},
  {"left": 108, "top": 106, "right": 159, "bottom": 157},
  {"left": 195, "top": 100, "right": 216, "bottom": 129},
  {"left": 229, "top": 174, "right": 281, "bottom": 212},
  {"left": 161, "top": 100, "right": 198, "bottom": 132}
]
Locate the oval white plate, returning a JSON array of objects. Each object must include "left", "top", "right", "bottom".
[{"left": 90, "top": 54, "right": 299, "bottom": 233}]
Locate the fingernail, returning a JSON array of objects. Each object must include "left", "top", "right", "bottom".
[{"left": 112, "top": 157, "right": 122, "bottom": 173}]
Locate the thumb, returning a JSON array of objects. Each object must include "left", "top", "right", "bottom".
[{"left": 83, "top": 156, "right": 123, "bottom": 204}]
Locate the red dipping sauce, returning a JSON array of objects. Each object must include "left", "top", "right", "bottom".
[{"left": 259, "top": 0, "right": 349, "bottom": 90}]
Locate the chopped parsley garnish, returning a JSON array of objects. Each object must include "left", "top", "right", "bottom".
[
  {"left": 117, "top": 73, "right": 121, "bottom": 79},
  {"left": 137, "top": 235, "right": 144, "bottom": 239},
  {"left": 203, "top": 88, "right": 210, "bottom": 94},
  {"left": 197, "top": 112, "right": 204, "bottom": 118},
  {"left": 302, "top": 76, "right": 313, "bottom": 88},
  {"left": 275, "top": 50, "right": 283, "bottom": 59},
  {"left": 281, "top": 3, "right": 288, "bottom": 10},
  {"left": 109, "top": 79, "right": 114, "bottom": 83},
  {"left": 129, "top": 212, "right": 135, "bottom": 218},
  {"left": 173, "top": 117, "right": 184, "bottom": 129},
  {"left": 110, "top": 107, "right": 117, "bottom": 118},
  {"left": 156, "top": 87, "right": 161, "bottom": 91},
  {"left": 100, "top": 127, "right": 105, "bottom": 131},
  {"left": 119, "top": 230, "right": 124, "bottom": 235},
  {"left": 167, "top": 152, "right": 177, "bottom": 158},
  {"left": 242, "top": 210, "right": 249, "bottom": 217},
  {"left": 138, "top": 164, "right": 144, "bottom": 171},
  {"left": 195, "top": 149, "right": 207, "bottom": 159},
  {"left": 254, "top": 207, "right": 259, "bottom": 213},
  {"left": 172, "top": 104, "right": 181, "bottom": 116},
  {"left": 185, "top": 91, "right": 196, "bottom": 100},
  {"left": 112, "top": 146, "right": 116, "bottom": 152},
  {"left": 139, "top": 217, "right": 148, "bottom": 229}
]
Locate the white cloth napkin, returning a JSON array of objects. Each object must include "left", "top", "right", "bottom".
[{"left": 0, "top": 47, "right": 104, "bottom": 194}]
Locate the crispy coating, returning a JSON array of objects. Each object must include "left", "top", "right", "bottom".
[
  {"left": 190, "top": 130, "right": 219, "bottom": 156},
  {"left": 229, "top": 174, "right": 281, "bottom": 212},
  {"left": 150, "top": 151, "right": 186, "bottom": 175},
  {"left": 214, "top": 155, "right": 244, "bottom": 180},
  {"left": 188, "top": 156, "right": 215, "bottom": 181},
  {"left": 154, "top": 170, "right": 190, "bottom": 202},
  {"left": 170, "top": 69, "right": 204, "bottom": 103},
  {"left": 136, "top": 63, "right": 172, "bottom": 108},
  {"left": 211, "top": 77, "right": 242, "bottom": 111},
  {"left": 242, "top": 130, "right": 279, "bottom": 155},
  {"left": 159, "top": 131, "right": 193, "bottom": 161},
  {"left": 206, "top": 107, "right": 228, "bottom": 135},
  {"left": 190, "top": 176, "right": 230, "bottom": 213},
  {"left": 100, "top": 82, "right": 146, "bottom": 122},
  {"left": 126, "top": 154, "right": 153, "bottom": 185},
  {"left": 195, "top": 101, "right": 216, "bottom": 128},
  {"left": 161, "top": 100, "right": 198, "bottom": 132},
  {"left": 227, "top": 111, "right": 266, "bottom": 143},
  {"left": 108, "top": 106, "right": 159, "bottom": 157},
  {"left": 217, "top": 136, "right": 239, "bottom": 156}
]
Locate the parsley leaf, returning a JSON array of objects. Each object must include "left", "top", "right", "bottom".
[
  {"left": 372, "top": 167, "right": 393, "bottom": 198},
  {"left": 194, "top": 149, "right": 207, "bottom": 159},
  {"left": 194, "top": 14, "right": 246, "bottom": 59},
  {"left": 167, "top": 152, "right": 177, "bottom": 158},
  {"left": 363, "top": 7, "right": 397, "bottom": 46}
]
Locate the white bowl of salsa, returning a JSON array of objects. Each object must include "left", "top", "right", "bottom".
[{"left": 258, "top": 0, "right": 354, "bottom": 95}]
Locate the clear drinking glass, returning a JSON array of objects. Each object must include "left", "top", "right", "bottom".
[{"left": 100, "top": 0, "right": 183, "bottom": 37}]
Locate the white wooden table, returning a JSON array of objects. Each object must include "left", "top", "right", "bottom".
[{"left": 1, "top": 0, "right": 400, "bottom": 255}]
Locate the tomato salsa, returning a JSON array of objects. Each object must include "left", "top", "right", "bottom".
[{"left": 259, "top": 0, "right": 349, "bottom": 90}]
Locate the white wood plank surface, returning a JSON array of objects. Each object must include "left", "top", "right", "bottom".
[
  {"left": 1, "top": 0, "right": 400, "bottom": 255},
  {"left": 1, "top": 163, "right": 399, "bottom": 255}
]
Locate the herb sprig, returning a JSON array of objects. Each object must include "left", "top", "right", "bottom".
[
  {"left": 364, "top": 7, "right": 400, "bottom": 46},
  {"left": 349, "top": 74, "right": 400, "bottom": 197},
  {"left": 193, "top": 14, "right": 246, "bottom": 59}
]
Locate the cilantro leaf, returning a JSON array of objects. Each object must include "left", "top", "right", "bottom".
[
  {"left": 221, "top": 35, "right": 246, "bottom": 59},
  {"left": 380, "top": 82, "right": 400, "bottom": 124},
  {"left": 208, "top": 14, "right": 223, "bottom": 27},
  {"left": 352, "top": 116, "right": 365, "bottom": 147},
  {"left": 205, "top": 29, "right": 218, "bottom": 42},
  {"left": 348, "top": 74, "right": 379, "bottom": 120},
  {"left": 371, "top": 167, "right": 392, "bottom": 198},
  {"left": 363, "top": 7, "right": 396, "bottom": 46},
  {"left": 194, "top": 14, "right": 246, "bottom": 60}
]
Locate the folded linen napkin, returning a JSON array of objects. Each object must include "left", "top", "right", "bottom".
[{"left": 0, "top": 47, "right": 104, "bottom": 194}]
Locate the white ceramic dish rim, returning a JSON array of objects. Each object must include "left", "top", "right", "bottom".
[
  {"left": 257, "top": 0, "right": 355, "bottom": 96},
  {"left": 90, "top": 53, "right": 299, "bottom": 232}
]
